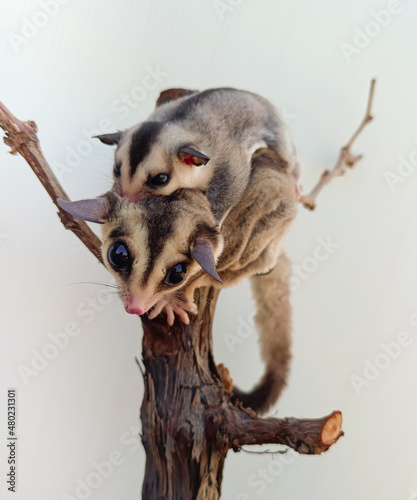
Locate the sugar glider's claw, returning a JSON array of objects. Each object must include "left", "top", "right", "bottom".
[
  {"left": 174, "top": 306, "right": 190, "bottom": 325},
  {"left": 148, "top": 298, "right": 195, "bottom": 325},
  {"left": 165, "top": 304, "right": 175, "bottom": 326},
  {"left": 148, "top": 300, "right": 167, "bottom": 320}
]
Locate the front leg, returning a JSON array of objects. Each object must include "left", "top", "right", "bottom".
[{"left": 148, "top": 295, "right": 197, "bottom": 326}]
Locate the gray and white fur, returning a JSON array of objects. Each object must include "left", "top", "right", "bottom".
[
  {"left": 95, "top": 88, "right": 301, "bottom": 223},
  {"left": 58, "top": 146, "right": 298, "bottom": 414}
]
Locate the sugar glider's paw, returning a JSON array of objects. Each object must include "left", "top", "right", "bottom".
[{"left": 148, "top": 298, "right": 197, "bottom": 326}]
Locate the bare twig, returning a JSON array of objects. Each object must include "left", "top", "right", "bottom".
[
  {"left": 240, "top": 447, "right": 287, "bottom": 455},
  {"left": 0, "top": 101, "right": 103, "bottom": 262},
  {"left": 135, "top": 356, "right": 145, "bottom": 377},
  {"left": 300, "top": 79, "right": 376, "bottom": 210}
]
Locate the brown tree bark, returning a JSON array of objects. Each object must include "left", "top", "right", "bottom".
[
  {"left": 1, "top": 100, "right": 344, "bottom": 500},
  {"left": 140, "top": 286, "right": 342, "bottom": 499},
  {"left": 140, "top": 287, "right": 226, "bottom": 499}
]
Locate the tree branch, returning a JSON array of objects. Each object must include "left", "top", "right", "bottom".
[
  {"left": 0, "top": 101, "right": 103, "bottom": 262},
  {"left": 141, "top": 291, "right": 343, "bottom": 499},
  {"left": 2, "top": 97, "right": 344, "bottom": 499},
  {"left": 300, "top": 79, "right": 376, "bottom": 210},
  {"left": 222, "top": 408, "right": 343, "bottom": 455}
]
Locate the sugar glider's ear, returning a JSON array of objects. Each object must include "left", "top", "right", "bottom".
[
  {"left": 191, "top": 239, "right": 222, "bottom": 283},
  {"left": 93, "top": 132, "right": 123, "bottom": 146},
  {"left": 178, "top": 146, "right": 210, "bottom": 167},
  {"left": 57, "top": 192, "right": 119, "bottom": 224},
  {"left": 156, "top": 88, "right": 197, "bottom": 107}
]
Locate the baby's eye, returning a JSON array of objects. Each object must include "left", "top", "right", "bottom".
[
  {"left": 108, "top": 241, "right": 131, "bottom": 273},
  {"left": 114, "top": 162, "right": 122, "bottom": 178},
  {"left": 165, "top": 262, "right": 187, "bottom": 285},
  {"left": 150, "top": 173, "right": 170, "bottom": 187}
]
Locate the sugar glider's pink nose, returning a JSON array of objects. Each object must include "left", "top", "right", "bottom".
[
  {"left": 122, "top": 191, "right": 147, "bottom": 203},
  {"left": 125, "top": 305, "right": 145, "bottom": 316},
  {"left": 125, "top": 296, "right": 151, "bottom": 316}
]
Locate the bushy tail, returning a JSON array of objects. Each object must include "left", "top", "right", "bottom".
[{"left": 232, "top": 253, "right": 292, "bottom": 415}]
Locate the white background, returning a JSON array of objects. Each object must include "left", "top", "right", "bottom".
[{"left": 1, "top": 1, "right": 417, "bottom": 499}]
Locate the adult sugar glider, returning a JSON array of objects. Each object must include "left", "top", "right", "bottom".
[
  {"left": 58, "top": 147, "right": 298, "bottom": 413},
  {"left": 95, "top": 87, "right": 301, "bottom": 222}
]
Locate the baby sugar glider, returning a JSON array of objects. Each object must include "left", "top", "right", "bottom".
[
  {"left": 58, "top": 189, "right": 224, "bottom": 325},
  {"left": 57, "top": 147, "right": 299, "bottom": 413},
  {"left": 95, "top": 87, "right": 301, "bottom": 223}
]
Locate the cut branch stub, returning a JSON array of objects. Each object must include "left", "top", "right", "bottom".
[{"left": 220, "top": 408, "right": 343, "bottom": 456}]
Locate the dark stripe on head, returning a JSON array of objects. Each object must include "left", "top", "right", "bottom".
[
  {"left": 109, "top": 225, "right": 126, "bottom": 240},
  {"left": 141, "top": 198, "right": 178, "bottom": 284},
  {"left": 129, "top": 121, "right": 164, "bottom": 177}
]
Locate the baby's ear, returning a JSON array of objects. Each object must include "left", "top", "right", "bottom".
[
  {"left": 178, "top": 146, "right": 210, "bottom": 166},
  {"left": 191, "top": 239, "right": 222, "bottom": 283},
  {"left": 93, "top": 131, "right": 124, "bottom": 146},
  {"left": 57, "top": 192, "right": 120, "bottom": 224}
]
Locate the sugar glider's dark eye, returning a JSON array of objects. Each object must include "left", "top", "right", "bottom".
[
  {"left": 150, "top": 173, "right": 170, "bottom": 187},
  {"left": 165, "top": 262, "right": 187, "bottom": 285},
  {"left": 114, "top": 162, "right": 122, "bottom": 178},
  {"left": 108, "top": 241, "right": 131, "bottom": 272}
]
